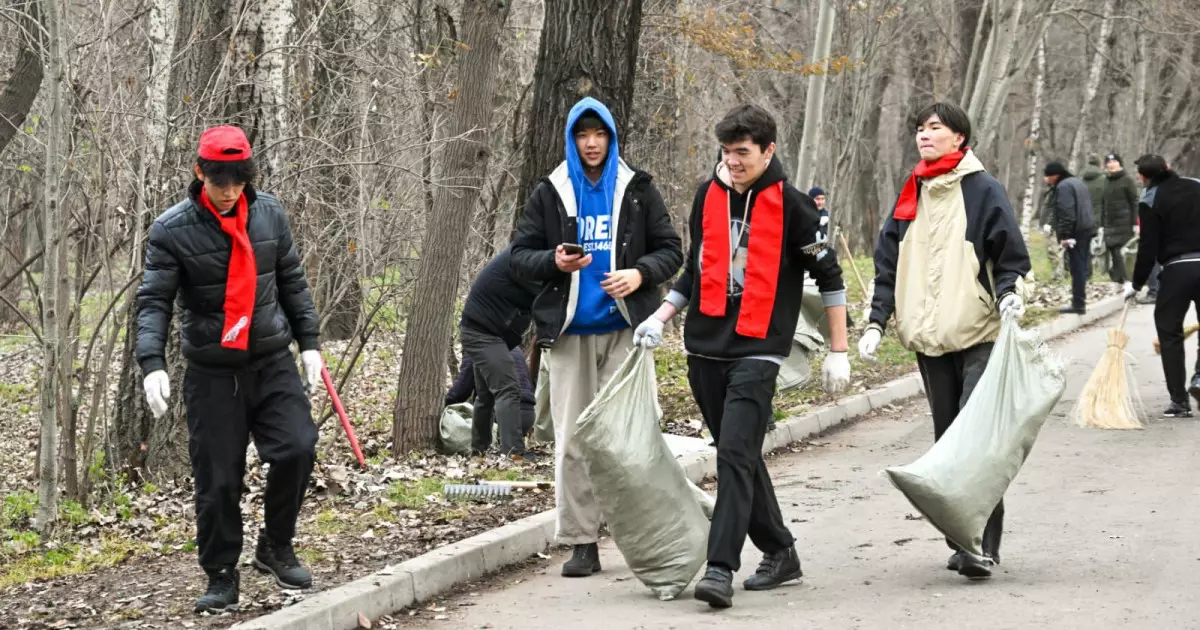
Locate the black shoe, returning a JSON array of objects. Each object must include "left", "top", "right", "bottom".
[
  {"left": 742, "top": 546, "right": 803, "bottom": 590},
  {"left": 1137, "top": 293, "right": 1157, "bottom": 305},
  {"left": 1163, "top": 401, "right": 1193, "bottom": 418},
  {"left": 194, "top": 567, "right": 239, "bottom": 613},
  {"left": 561, "top": 543, "right": 601, "bottom": 577},
  {"left": 1058, "top": 306, "right": 1086, "bottom": 315},
  {"left": 946, "top": 551, "right": 964, "bottom": 571},
  {"left": 957, "top": 554, "right": 993, "bottom": 580},
  {"left": 253, "top": 534, "right": 313, "bottom": 589},
  {"left": 1189, "top": 375, "right": 1200, "bottom": 410},
  {"left": 694, "top": 566, "right": 734, "bottom": 608}
]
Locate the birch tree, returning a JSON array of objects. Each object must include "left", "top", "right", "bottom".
[
  {"left": 35, "top": 0, "right": 69, "bottom": 533},
  {"left": 1067, "top": 0, "right": 1116, "bottom": 173},
  {"left": 794, "top": 0, "right": 834, "bottom": 192},
  {"left": 1020, "top": 37, "right": 1046, "bottom": 236}
]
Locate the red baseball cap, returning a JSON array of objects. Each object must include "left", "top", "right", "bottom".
[{"left": 198, "top": 125, "right": 252, "bottom": 162}]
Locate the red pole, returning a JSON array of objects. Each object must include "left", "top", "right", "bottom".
[{"left": 321, "top": 362, "right": 366, "bottom": 469}]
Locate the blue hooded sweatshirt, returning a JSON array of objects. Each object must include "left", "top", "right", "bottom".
[{"left": 564, "top": 98, "right": 628, "bottom": 335}]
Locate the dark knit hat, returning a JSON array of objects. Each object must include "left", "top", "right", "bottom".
[
  {"left": 1105, "top": 153, "right": 1122, "bottom": 166},
  {"left": 808, "top": 187, "right": 826, "bottom": 198},
  {"left": 1044, "top": 161, "right": 1070, "bottom": 178}
]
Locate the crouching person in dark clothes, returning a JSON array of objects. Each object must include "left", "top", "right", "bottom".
[
  {"left": 135, "top": 126, "right": 321, "bottom": 613},
  {"left": 447, "top": 247, "right": 540, "bottom": 457},
  {"left": 861, "top": 103, "right": 1032, "bottom": 580},
  {"left": 1125, "top": 154, "right": 1200, "bottom": 418},
  {"left": 635, "top": 104, "right": 852, "bottom": 609}
]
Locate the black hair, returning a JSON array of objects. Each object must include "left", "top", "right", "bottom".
[
  {"left": 715, "top": 104, "right": 777, "bottom": 150},
  {"left": 572, "top": 112, "right": 608, "bottom": 135},
  {"left": 912, "top": 102, "right": 972, "bottom": 150},
  {"left": 196, "top": 157, "right": 258, "bottom": 187},
  {"left": 1134, "top": 154, "right": 1168, "bottom": 180}
]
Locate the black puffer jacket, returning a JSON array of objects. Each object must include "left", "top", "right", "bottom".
[
  {"left": 1099, "top": 169, "right": 1140, "bottom": 246},
  {"left": 136, "top": 181, "right": 320, "bottom": 375}
]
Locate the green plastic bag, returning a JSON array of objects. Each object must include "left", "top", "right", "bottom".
[
  {"left": 439, "top": 403, "right": 474, "bottom": 455},
  {"left": 883, "top": 320, "right": 1065, "bottom": 556},
  {"left": 575, "top": 348, "right": 715, "bottom": 600}
]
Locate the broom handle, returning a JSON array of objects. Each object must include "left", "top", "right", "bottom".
[
  {"left": 1118, "top": 302, "right": 1130, "bottom": 330},
  {"left": 838, "top": 232, "right": 871, "bottom": 301}
]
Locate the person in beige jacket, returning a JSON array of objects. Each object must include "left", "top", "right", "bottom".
[{"left": 859, "top": 102, "right": 1033, "bottom": 580}]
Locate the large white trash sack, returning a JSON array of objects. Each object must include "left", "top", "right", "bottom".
[
  {"left": 439, "top": 403, "right": 474, "bottom": 455},
  {"left": 575, "top": 347, "right": 715, "bottom": 600},
  {"left": 883, "top": 320, "right": 1065, "bottom": 557}
]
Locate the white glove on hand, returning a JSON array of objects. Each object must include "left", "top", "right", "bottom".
[
  {"left": 143, "top": 370, "right": 170, "bottom": 419},
  {"left": 858, "top": 327, "right": 882, "bottom": 363},
  {"left": 1123, "top": 282, "right": 1137, "bottom": 302},
  {"left": 632, "top": 316, "right": 665, "bottom": 349},
  {"left": 1041, "top": 224, "right": 1052, "bottom": 235},
  {"left": 821, "top": 351, "right": 851, "bottom": 395},
  {"left": 301, "top": 350, "right": 324, "bottom": 394},
  {"left": 819, "top": 215, "right": 830, "bottom": 227},
  {"left": 999, "top": 293, "right": 1025, "bottom": 321}
]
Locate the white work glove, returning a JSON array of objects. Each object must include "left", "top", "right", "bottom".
[
  {"left": 858, "top": 327, "right": 882, "bottom": 363},
  {"left": 1062, "top": 238, "right": 1077, "bottom": 249},
  {"left": 632, "top": 316, "right": 665, "bottom": 349},
  {"left": 1123, "top": 282, "right": 1137, "bottom": 302},
  {"left": 301, "top": 350, "right": 324, "bottom": 394},
  {"left": 998, "top": 293, "right": 1025, "bottom": 321},
  {"left": 1041, "top": 224, "right": 1052, "bottom": 235},
  {"left": 819, "top": 215, "right": 830, "bottom": 227},
  {"left": 821, "top": 351, "right": 851, "bottom": 395},
  {"left": 143, "top": 370, "right": 170, "bottom": 419}
]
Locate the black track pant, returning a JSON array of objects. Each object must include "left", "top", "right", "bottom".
[
  {"left": 1066, "top": 244, "right": 1091, "bottom": 309},
  {"left": 916, "top": 343, "right": 1004, "bottom": 558},
  {"left": 460, "top": 326, "right": 527, "bottom": 454},
  {"left": 1154, "top": 261, "right": 1200, "bottom": 406},
  {"left": 688, "top": 357, "right": 794, "bottom": 572},
  {"left": 183, "top": 350, "right": 318, "bottom": 571}
]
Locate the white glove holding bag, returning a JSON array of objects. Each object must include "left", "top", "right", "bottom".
[
  {"left": 999, "top": 293, "right": 1025, "bottom": 321},
  {"left": 859, "top": 327, "right": 882, "bottom": 363},
  {"left": 301, "top": 350, "right": 324, "bottom": 394},
  {"left": 821, "top": 352, "right": 851, "bottom": 395},
  {"left": 143, "top": 370, "right": 170, "bottom": 419},
  {"left": 632, "top": 316, "right": 665, "bottom": 349}
]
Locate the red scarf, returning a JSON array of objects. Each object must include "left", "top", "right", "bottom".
[
  {"left": 199, "top": 189, "right": 256, "bottom": 351},
  {"left": 893, "top": 149, "right": 968, "bottom": 220},
  {"left": 699, "top": 180, "right": 784, "bottom": 339}
]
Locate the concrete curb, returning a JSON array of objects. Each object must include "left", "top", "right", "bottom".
[{"left": 233, "top": 294, "right": 1125, "bottom": 630}]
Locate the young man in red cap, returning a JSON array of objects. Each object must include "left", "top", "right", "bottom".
[{"left": 136, "top": 125, "right": 323, "bottom": 612}]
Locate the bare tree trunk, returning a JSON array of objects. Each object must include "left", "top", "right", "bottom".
[
  {"left": 794, "top": 0, "right": 835, "bottom": 192},
  {"left": 1067, "top": 0, "right": 1116, "bottom": 173},
  {"left": 516, "top": 0, "right": 645, "bottom": 202},
  {"left": 36, "top": 0, "right": 68, "bottom": 534},
  {"left": 974, "top": 0, "right": 1023, "bottom": 151},
  {"left": 959, "top": 0, "right": 989, "bottom": 106},
  {"left": 226, "top": 0, "right": 294, "bottom": 183},
  {"left": 1020, "top": 37, "right": 1046, "bottom": 237},
  {"left": 392, "top": 0, "right": 512, "bottom": 451}
]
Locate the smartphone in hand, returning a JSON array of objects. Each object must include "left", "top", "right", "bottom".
[{"left": 561, "top": 243, "right": 585, "bottom": 256}]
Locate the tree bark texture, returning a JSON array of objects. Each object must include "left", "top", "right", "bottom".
[
  {"left": 392, "top": 0, "right": 511, "bottom": 452},
  {"left": 0, "top": 1, "right": 44, "bottom": 158},
  {"left": 794, "top": 0, "right": 834, "bottom": 193},
  {"left": 1020, "top": 37, "right": 1046, "bottom": 237},
  {"left": 517, "top": 0, "right": 644, "bottom": 203},
  {"left": 1068, "top": 0, "right": 1115, "bottom": 174}
]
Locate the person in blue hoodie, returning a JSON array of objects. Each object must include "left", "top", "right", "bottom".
[{"left": 510, "top": 97, "right": 683, "bottom": 578}]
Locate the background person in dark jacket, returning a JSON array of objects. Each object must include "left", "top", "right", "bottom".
[
  {"left": 510, "top": 97, "right": 683, "bottom": 579},
  {"left": 445, "top": 347, "right": 536, "bottom": 426},
  {"left": 453, "top": 247, "right": 539, "bottom": 456},
  {"left": 1099, "top": 153, "right": 1140, "bottom": 284},
  {"left": 1126, "top": 154, "right": 1200, "bottom": 418},
  {"left": 135, "top": 126, "right": 321, "bottom": 613},
  {"left": 636, "top": 104, "right": 850, "bottom": 609},
  {"left": 1044, "top": 161, "right": 1097, "bottom": 313},
  {"left": 808, "top": 186, "right": 829, "bottom": 238}
]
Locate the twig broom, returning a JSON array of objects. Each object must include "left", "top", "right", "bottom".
[{"left": 1072, "top": 304, "right": 1144, "bottom": 430}]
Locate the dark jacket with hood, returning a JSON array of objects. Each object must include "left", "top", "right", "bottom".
[
  {"left": 666, "top": 156, "right": 846, "bottom": 360},
  {"left": 1081, "top": 164, "right": 1106, "bottom": 213},
  {"left": 1133, "top": 171, "right": 1200, "bottom": 290},
  {"left": 136, "top": 181, "right": 321, "bottom": 375},
  {"left": 510, "top": 98, "right": 683, "bottom": 347},
  {"left": 1099, "top": 169, "right": 1139, "bottom": 246},
  {"left": 460, "top": 247, "right": 540, "bottom": 350},
  {"left": 1049, "top": 175, "right": 1097, "bottom": 241}
]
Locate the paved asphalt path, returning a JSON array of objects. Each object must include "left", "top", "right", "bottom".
[{"left": 411, "top": 305, "right": 1200, "bottom": 629}]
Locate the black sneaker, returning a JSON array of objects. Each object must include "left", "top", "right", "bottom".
[
  {"left": 1163, "top": 401, "right": 1193, "bottom": 418},
  {"left": 194, "top": 567, "right": 239, "bottom": 613},
  {"left": 1058, "top": 306, "right": 1086, "bottom": 315},
  {"left": 253, "top": 534, "right": 313, "bottom": 589},
  {"left": 956, "top": 554, "right": 993, "bottom": 580},
  {"left": 694, "top": 565, "right": 734, "bottom": 608},
  {"left": 1189, "top": 375, "right": 1200, "bottom": 410},
  {"left": 561, "top": 543, "right": 601, "bottom": 577},
  {"left": 742, "top": 546, "right": 803, "bottom": 590},
  {"left": 946, "top": 551, "right": 965, "bottom": 571}
]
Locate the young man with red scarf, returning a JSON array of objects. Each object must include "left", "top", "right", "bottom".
[
  {"left": 860, "top": 102, "right": 1032, "bottom": 580},
  {"left": 135, "top": 126, "right": 322, "bottom": 612},
  {"left": 634, "top": 104, "right": 852, "bottom": 609}
]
